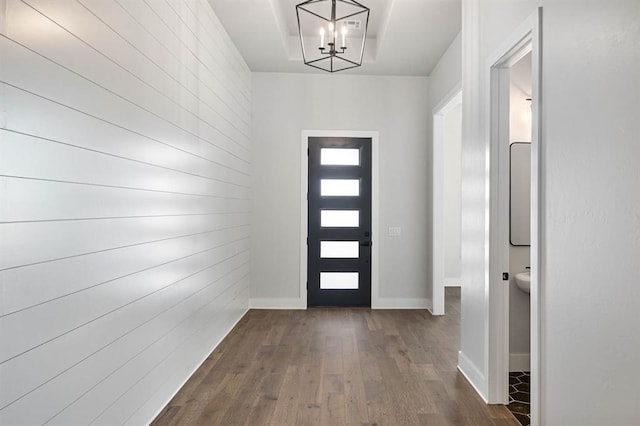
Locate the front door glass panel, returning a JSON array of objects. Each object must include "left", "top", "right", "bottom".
[
  {"left": 320, "top": 241, "right": 359, "bottom": 258},
  {"left": 320, "top": 148, "right": 360, "bottom": 166},
  {"left": 320, "top": 179, "right": 360, "bottom": 197},
  {"left": 320, "top": 272, "right": 359, "bottom": 289},
  {"left": 320, "top": 210, "right": 359, "bottom": 227}
]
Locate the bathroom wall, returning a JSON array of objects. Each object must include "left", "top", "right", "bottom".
[
  {"left": 508, "top": 53, "right": 532, "bottom": 371},
  {"left": 0, "top": 1, "right": 250, "bottom": 423}
]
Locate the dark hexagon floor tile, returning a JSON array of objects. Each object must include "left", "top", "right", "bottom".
[
  {"left": 512, "top": 411, "right": 530, "bottom": 426},
  {"left": 508, "top": 371, "right": 530, "bottom": 425},
  {"left": 508, "top": 400, "right": 530, "bottom": 415},
  {"left": 511, "top": 391, "right": 530, "bottom": 403}
]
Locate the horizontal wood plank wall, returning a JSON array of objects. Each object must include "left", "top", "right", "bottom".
[{"left": 0, "top": 0, "right": 251, "bottom": 424}]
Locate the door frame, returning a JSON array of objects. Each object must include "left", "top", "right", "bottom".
[
  {"left": 485, "top": 7, "right": 542, "bottom": 423},
  {"left": 300, "top": 130, "right": 379, "bottom": 308},
  {"left": 431, "top": 87, "right": 462, "bottom": 315}
]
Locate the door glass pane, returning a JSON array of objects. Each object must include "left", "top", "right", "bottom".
[
  {"left": 320, "top": 272, "right": 359, "bottom": 289},
  {"left": 320, "top": 179, "right": 360, "bottom": 197},
  {"left": 320, "top": 241, "right": 359, "bottom": 258},
  {"left": 320, "top": 148, "right": 360, "bottom": 166},
  {"left": 321, "top": 210, "right": 359, "bottom": 227}
]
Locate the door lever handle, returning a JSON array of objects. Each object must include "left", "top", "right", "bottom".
[{"left": 360, "top": 241, "right": 371, "bottom": 247}]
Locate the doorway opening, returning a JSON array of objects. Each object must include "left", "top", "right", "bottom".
[
  {"left": 486, "top": 8, "right": 541, "bottom": 424},
  {"left": 432, "top": 89, "right": 462, "bottom": 315},
  {"left": 506, "top": 52, "right": 533, "bottom": 425}
]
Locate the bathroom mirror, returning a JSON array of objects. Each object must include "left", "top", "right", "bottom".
[{"left": 510, "top": 142, "right": 531, "bottom": 246}]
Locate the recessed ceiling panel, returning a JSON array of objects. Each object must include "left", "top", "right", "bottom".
[{"left": 208, "top": 0, "right": 461, "bottom": 75}]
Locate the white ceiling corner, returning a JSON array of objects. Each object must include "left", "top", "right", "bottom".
[{"left": 207, "top": 0, "right": 461, "bottom": 76}]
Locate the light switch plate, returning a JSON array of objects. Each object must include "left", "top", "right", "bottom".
[{"left": 388, "top": 226, "right": 401, "bottom": 237}]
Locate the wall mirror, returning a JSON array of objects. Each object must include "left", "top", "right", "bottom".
[{"left": 510, "top": 142, "right": 531, "bottom": 246}]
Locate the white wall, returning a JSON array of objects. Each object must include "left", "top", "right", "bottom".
[
  {"left": 0, "top": 1, "right": 251, "bottom": 424},
  {"left": 251, "top": 73, "right": 430, "bottom": 307},
  {"left": 444, "top": 103, "right": 462, "bottom": 284},
  {"left": 461, "top": 0, "right": 640, "bottom": 422}
]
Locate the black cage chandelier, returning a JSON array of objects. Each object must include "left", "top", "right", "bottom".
[{"left": 296, "top": 0, "right": 370, "bottom": 73}]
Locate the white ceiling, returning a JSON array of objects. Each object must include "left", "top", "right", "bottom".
[{"left": 207, "top": 0, "right": 461, "bottom": 76}]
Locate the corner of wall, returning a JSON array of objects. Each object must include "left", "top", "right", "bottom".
[{"left": 458, "top": 350, "right": 488, "bottom": 402}]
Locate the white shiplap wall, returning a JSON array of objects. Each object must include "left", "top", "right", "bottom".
[{"left": 0, "top": 0, "right": 251, "bottom": 424}]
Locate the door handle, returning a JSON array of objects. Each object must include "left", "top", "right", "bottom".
[{"left": 360, "top": 241, "right": 371, "bottom": 247}]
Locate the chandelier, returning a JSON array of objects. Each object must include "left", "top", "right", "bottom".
[{"left": 296, "top": 0, "right": 370, "bottom": 73}]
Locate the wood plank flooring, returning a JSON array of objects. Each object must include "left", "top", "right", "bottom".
[{"left": 152, "top": 289, "right": 518, "bottom": 425}]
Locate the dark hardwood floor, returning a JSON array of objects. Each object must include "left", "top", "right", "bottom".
[{"left": 152, "top": 288, "right": 518, "bottom": 425}]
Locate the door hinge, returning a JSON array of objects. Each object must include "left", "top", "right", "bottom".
[
  {"left": 502, "top": 272, "right": 509, "bottom": 280},
  {"left": 306, "top": 237, "right": 308, "bottom": 245},
  {"left": 306, "top": 281, "right": 308, "bottom": 290}
]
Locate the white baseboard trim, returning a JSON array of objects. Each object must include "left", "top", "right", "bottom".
[
  {"left": 426, "top": 307, "right": 445, "bottom": 316},
  {"left": 250, "top": 297, "right": 306, "bottom": 309},
  {"left": 425, "top": 298, "right": 437, "bottom": 315},
  {"left": 509, "top": 353, "right": 531, "bottom": 372},
  {"left": 458, "top": 350, "right": 488, "bottom": 403},
  {"left": 250, "top": 297, "right": 430, "bottom": 310},
  {"left": 444, "top": 277, "right": 461, "bottom": 287},
  {"left": 373, "top": 297, "right": 430, "bottom": 309}
]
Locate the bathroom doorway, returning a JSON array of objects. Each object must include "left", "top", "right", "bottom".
[
  {"left": 506, "top": 52, "right": 532, "bottom": 425},
  {"left": 485, "top": 8, "right": 541, "bottom": 424}
]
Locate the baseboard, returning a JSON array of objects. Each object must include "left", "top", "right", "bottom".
[
  {"left": 509, "top": 353, "right": 531, "bottom": 372},
  {"left": 458, "top": 350, "right": 488, "bottom": 402},
  {"left": 444, "top": 277, "right": 461, "bottom": 287},
  {"left": 373, "top": 297, "right": 430, "bottom": 309},
  {"left": 249, "top": 297, "right": 306, "bottom": 309},
  {"left": 426, "top": 306, "right": 445, "bottom": 316},
  {"left": 425, "top": 298, "right": 437, "bottom": 315},
  {"left": 249, "top": 297, "right": 429, "bottom": 310}
]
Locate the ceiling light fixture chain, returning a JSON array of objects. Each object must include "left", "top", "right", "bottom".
[{"left": 296, "top": 0, "right": 370, "bottom": 73}]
